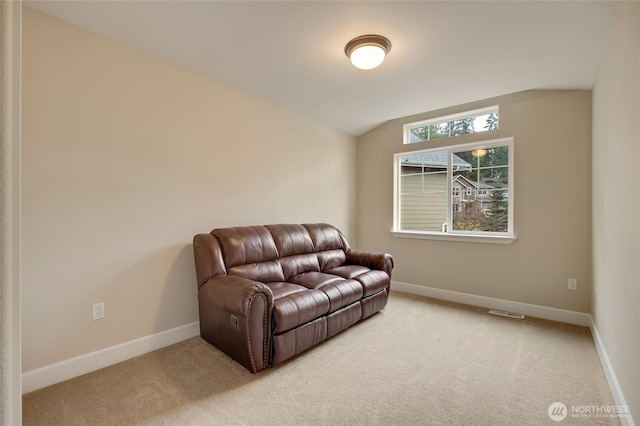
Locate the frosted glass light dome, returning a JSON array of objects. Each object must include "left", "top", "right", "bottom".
[
  {"left": 344, "top": 35, "right": 392, "bottom": 70},
  {"left": 349, "top": 45, "right": 386, "bottom": 70}
]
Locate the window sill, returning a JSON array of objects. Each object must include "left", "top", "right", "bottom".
[{"left": 391, "top": 230, "right": 516, "bottom": 244}]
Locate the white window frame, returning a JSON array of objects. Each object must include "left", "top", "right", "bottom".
[
  {"left": 392, "top": 137, "right": 515, "bottom": 244},
  {"left": 403, "top": 105, "right": 499, "bottom": 144}
]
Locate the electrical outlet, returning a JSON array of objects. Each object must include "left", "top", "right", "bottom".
[
  {"left": 568, "top": 278, "right": 577, "bottom": 291},
  {"left": 93, "top": 302, "right": 105, "bottom": 320}
]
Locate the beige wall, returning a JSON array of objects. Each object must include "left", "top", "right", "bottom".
[
  {"left": 356, "top": 90, "right": 592, "bottom": 312},
  {"left": 592, "top": 2, "right": 640, "bottom": 421},
  {"left": 21, "top": 7, "right": 356, "bottom": 371}
]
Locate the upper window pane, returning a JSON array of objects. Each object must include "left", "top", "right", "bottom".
[{"left": 404, "top": 106, "right": 499, "bottom": 144}]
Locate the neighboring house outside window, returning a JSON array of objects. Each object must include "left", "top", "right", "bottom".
[{"left": 452, "top": 175, "right": 495, "bottom": 220}]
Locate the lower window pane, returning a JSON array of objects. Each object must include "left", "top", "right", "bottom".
[
  {"left": 399, "top": 151, "right": 448, "bottom": 232},
  {"left": 451, "top": 149, "right": 509, "bottom": 232}
]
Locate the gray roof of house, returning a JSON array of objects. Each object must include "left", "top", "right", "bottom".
[{"left": 401, "top": 151, "right": 472, "bottom": 169}]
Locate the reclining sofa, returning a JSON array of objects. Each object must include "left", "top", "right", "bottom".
[{"left": 193, "top": 223, "right": 393, "bottom": 373}]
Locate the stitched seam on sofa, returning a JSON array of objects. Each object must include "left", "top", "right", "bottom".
[
  {"left": 245, "top": 292, "right": 269, "bottom": 373},
  {"left": 244, "top": 296, "right": 256, "bottom": 373},
  {"left": 260, "top": 292, "right": 270, "bottom": 368}
]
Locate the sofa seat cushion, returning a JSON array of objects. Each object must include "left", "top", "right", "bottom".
[
  {"left": 288, "top": 271, "right": 342, "bottom": 288},
  {"left": 271, "top": 288, "right": 330, "bottom": 334},
  {"left": 317, "top": 279, "right": 364, "bottom": 313},
  {"left": 289, "top": 272, "right": 364, "bottom": 313},
  {"left": 325, "top": 265, "right": 370, "bottom": 279},
  {"left": 326, "top": 267, "right": 390, "bottom": 297},
  {"left": 264, "top": 281, "right": 307, "bottom": 299}
]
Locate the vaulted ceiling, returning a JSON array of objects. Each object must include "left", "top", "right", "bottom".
[{"left": 26, "top": 1, "right": 620, "bottom": 136}]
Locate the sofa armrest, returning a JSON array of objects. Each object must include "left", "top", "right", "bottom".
[
  {"left": 201, "top": 275, "right": 273, "bottom": 317},
  {"left": 346, "top": 251, "right": 394, "bottom": 277},
  {"left": 198, "top": 275, "right": 274, "bottom": 373}
]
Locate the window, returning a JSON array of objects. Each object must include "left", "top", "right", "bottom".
[
  {"left": 403, "top": 106, "right": 498, "bottom": 144},
  {"left": 393, "top": 137, "right": 514, "bottom": 242}
]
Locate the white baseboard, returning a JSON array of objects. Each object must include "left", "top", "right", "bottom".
[
  {"left": 392, "top": 280, "right": 592, "bottom": 326},
  {"left": 22, "top": 321, "right": 200, "bottom": 394},
  {"left": 589, "top": 318, "right": 636, "bottom": 426}
]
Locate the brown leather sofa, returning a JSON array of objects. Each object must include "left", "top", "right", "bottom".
[{"left": 193, "top": 223, "right": 393, "bottom": 373}]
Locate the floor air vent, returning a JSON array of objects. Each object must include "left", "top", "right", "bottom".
[{"left": 488, "top": 309, "right": 526, "bottom": 320}]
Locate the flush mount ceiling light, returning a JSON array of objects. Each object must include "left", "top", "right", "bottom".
[{"left": 344, "top": 34, "right": 392, "bottom": 70}]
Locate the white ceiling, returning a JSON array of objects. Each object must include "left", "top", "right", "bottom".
[{"left": 25, "top": 1, "right": 620, "bottom": 136}]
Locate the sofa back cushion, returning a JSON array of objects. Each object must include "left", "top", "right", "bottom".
[
  {"left": 266, "top": 224, "right": 320, "bottom": 280},
  {"left": 266, "top": 224, "right": 314, "bottom": 256},
  {"left": 302, "top": 224, "right": 350, "bottom": 271},
  {"left": 213, "top": 226, "right": 279, "bottom": 267},
  {"left": 302, "top": 223, "right": 350, "bottom": 252},
  {"left": 227, "top": 261, "right": 284, "bottom": 283},
  {"left": 212, "top": 226, "right": 284, "bottom": 282},
  {"left": 208, "top": 223, "right": 351, "bottom": 282}
]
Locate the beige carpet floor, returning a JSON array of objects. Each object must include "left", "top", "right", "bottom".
[{"left": 23, "top": 291, "right": 621, "bottom": 425}]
